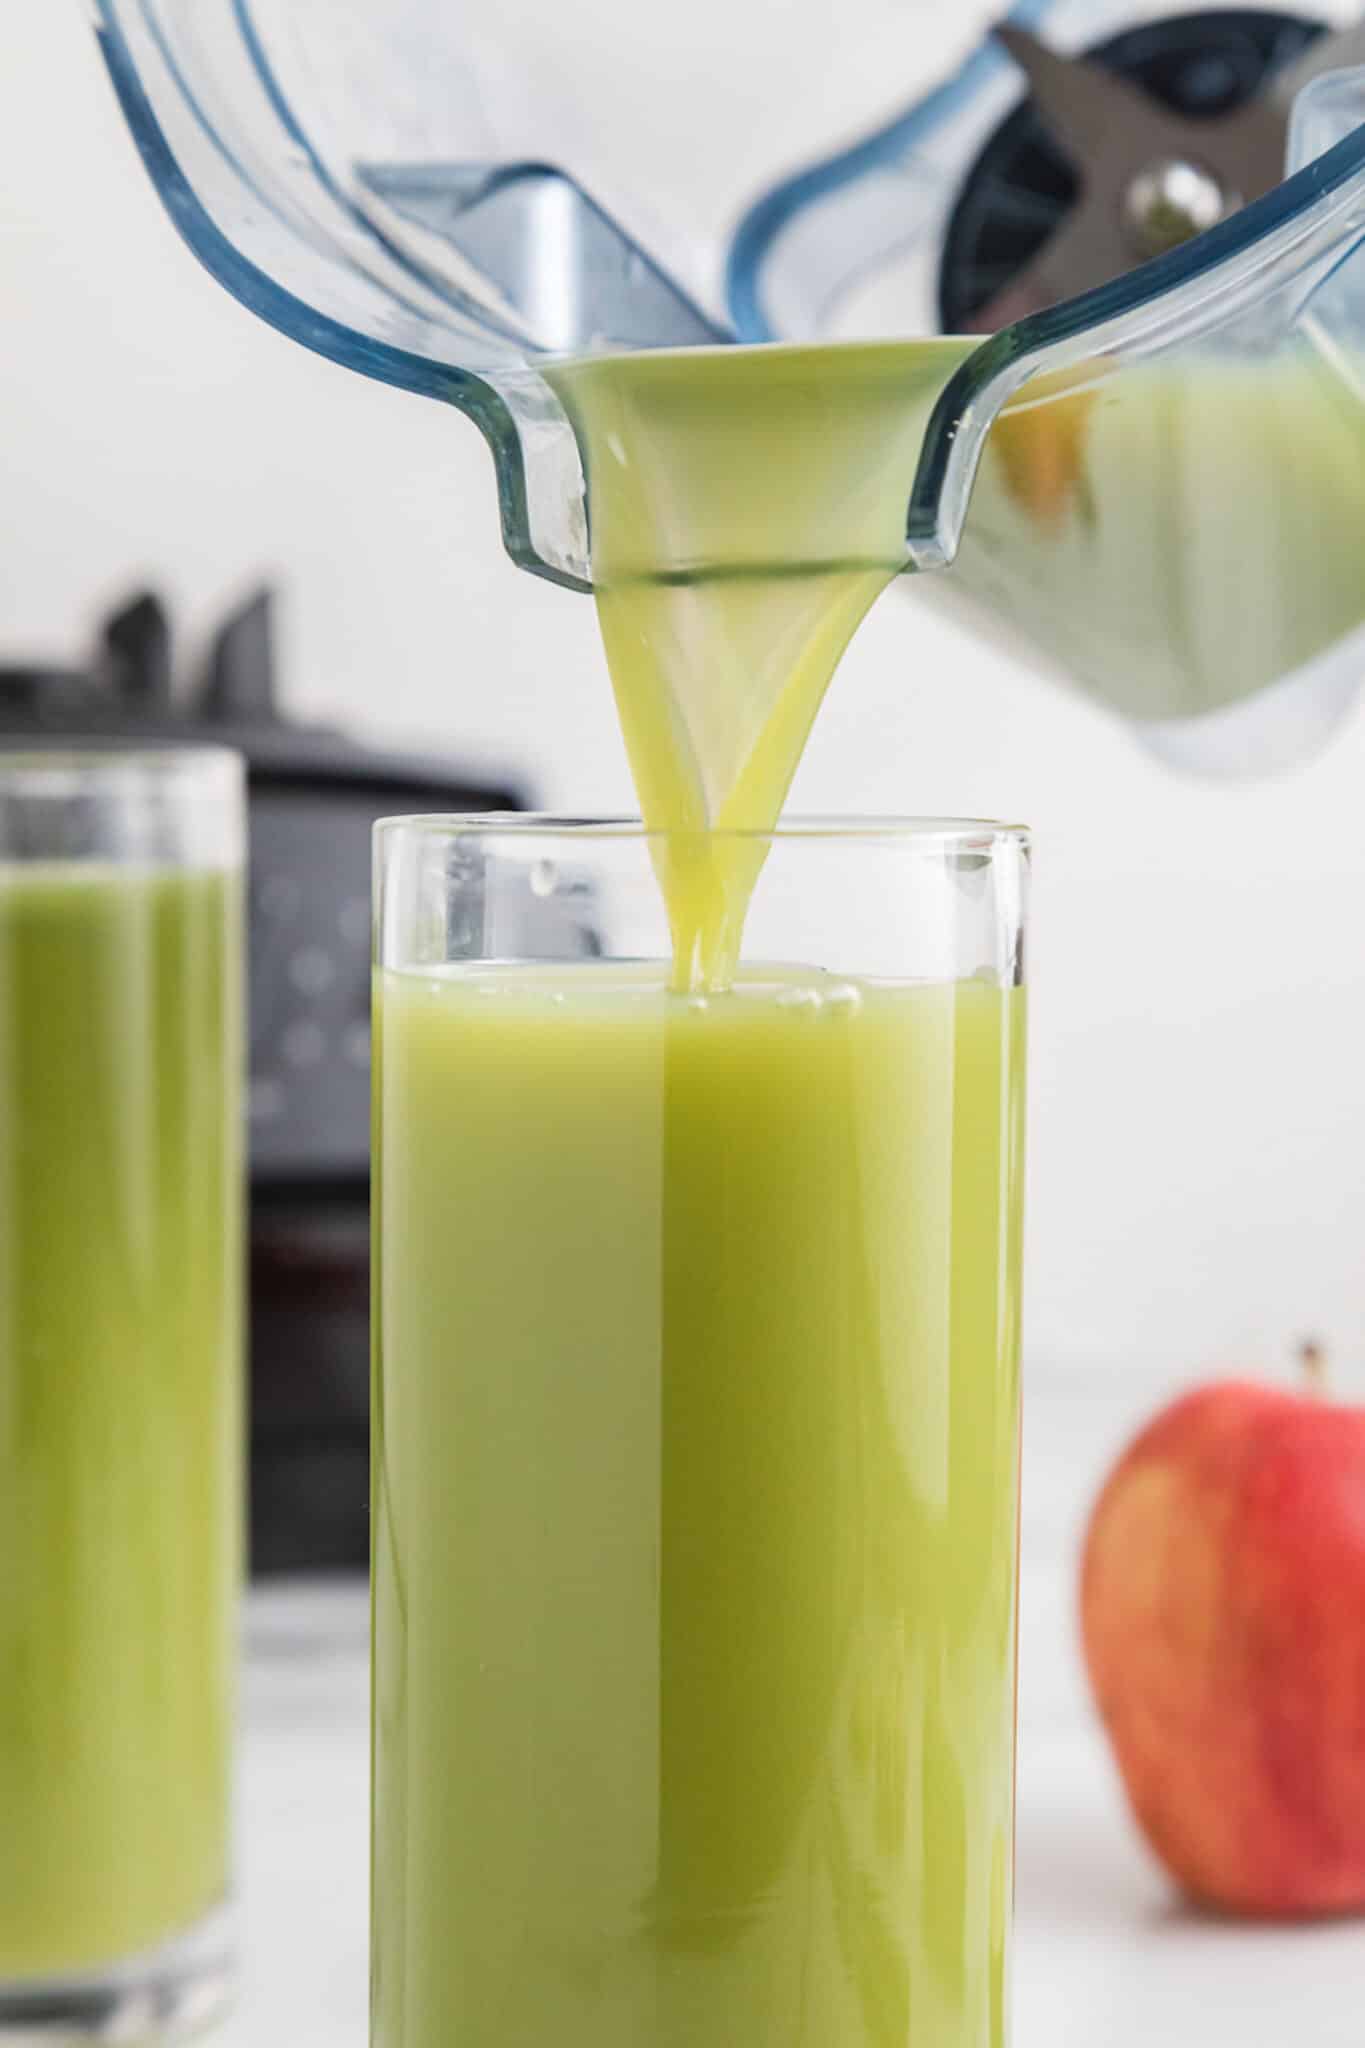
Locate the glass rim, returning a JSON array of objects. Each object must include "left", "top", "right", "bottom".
[
  {"left": 0, "top": 747, "right": 244, "bottom": 799},
  {"left": 374, "top": 811, "right": 1030, "bottom": 850}
]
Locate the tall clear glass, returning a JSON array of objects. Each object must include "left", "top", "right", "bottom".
[
  {"left": 372, "top": 816, "right": 1027, "bottom": 2048},
  {"left": 0, "top": 752, "right": 245, "bottom": 2038}
]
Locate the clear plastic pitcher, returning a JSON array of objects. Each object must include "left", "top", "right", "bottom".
[{"left": 93, "top": 0, "right": 1365, "bottom": 770}]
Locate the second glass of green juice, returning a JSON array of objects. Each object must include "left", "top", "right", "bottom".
[
  {"left": 372, "top": 816, "right": 1027, "bottom": 2048},
  {"left": 0, "top": 750, "right": 244, "bottom": 2039}
]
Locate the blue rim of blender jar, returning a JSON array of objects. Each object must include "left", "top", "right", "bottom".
[
  {"left": 96, "top": 0, "right": 719, "bottom": 369},
  {"left": 92, "top": 0, "right": 1365, "bottom": 583}
]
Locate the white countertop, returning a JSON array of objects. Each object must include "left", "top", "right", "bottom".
[{"left": 221, "top": 1367, "right": 1365, "bottom": 2045}]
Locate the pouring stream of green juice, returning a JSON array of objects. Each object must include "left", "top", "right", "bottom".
[
  {"left": 549, "top": 335, "right": 1365, "bottom": 987},
  {"left": 546, "top": 342, "right": 972, "bottom": 986}
]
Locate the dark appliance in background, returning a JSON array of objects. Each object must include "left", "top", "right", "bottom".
[{"left": 0, "top": 587, "right": 534, "bottom": 1575}]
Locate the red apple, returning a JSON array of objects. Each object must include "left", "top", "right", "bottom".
[{"left": 1080, "top": 1362, "right": 1365, "bottom": 1916}]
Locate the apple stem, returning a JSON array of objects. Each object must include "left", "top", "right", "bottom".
[{"left": 1299, "top": 1338, "right": 1327, "bottom": 1395}]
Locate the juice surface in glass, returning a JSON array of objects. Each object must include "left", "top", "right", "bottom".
[
  {"left": 373, "top": 950, "right": 1024, "bottom": 2048},
  {"left": 0, "top": 863, "right": 242, "bottom": 1977}
]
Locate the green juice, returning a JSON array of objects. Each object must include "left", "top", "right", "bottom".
[
  {"left": 546, "top": 342, "right": 975, "bottom": 989},
  {"left": 939, "top": 347, "right": 1365, "bottom": 725},
  {"left": 373, "top": 963, "right": 1024, "bottom": 2048},
  {"left": 0, "top": 865, "right": 242, "bottom": 1977}
]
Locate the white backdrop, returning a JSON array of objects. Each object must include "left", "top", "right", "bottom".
[{"left": 8, "top": 4, "right": 1365, "bottom": 1385}]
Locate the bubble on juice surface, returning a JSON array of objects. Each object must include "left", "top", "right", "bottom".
[{"left": 777, "top": 985, "right": 822, "bottom": 1014}]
